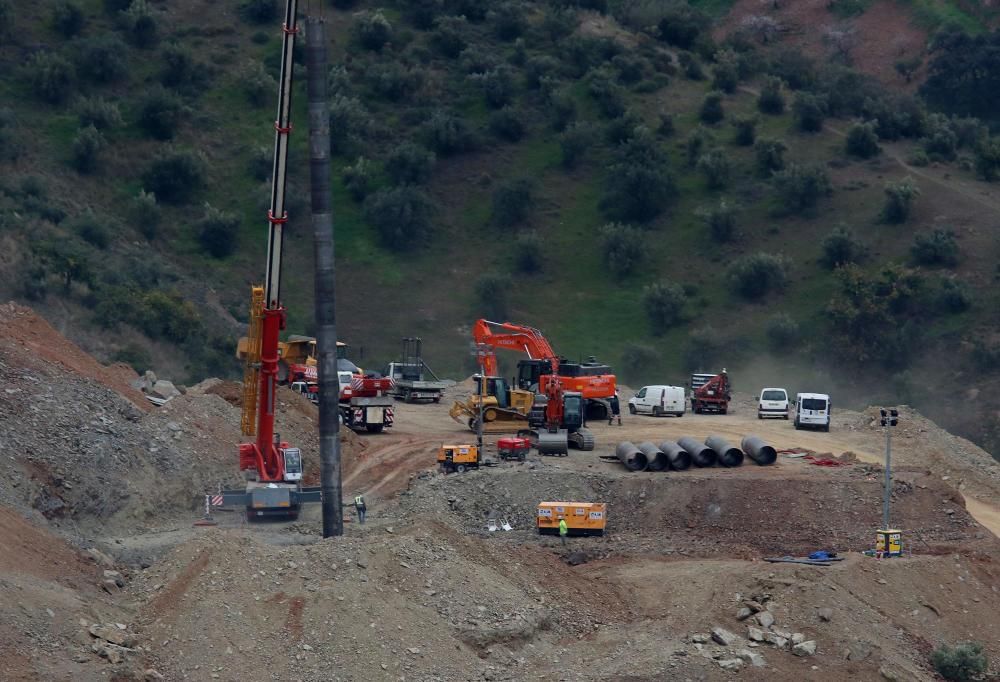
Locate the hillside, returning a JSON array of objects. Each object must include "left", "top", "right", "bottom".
[{"left": 0, "top": 0, "right": 999, "bottom": 456}]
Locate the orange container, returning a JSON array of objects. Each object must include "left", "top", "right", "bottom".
[{"left": 537, "top": 502, "right": 606, "bottom": 536}]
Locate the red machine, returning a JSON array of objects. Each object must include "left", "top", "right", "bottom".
[
  {"left": 690, "top": 370, "right": 731, "bottom": 414},
  {"left": 225, "top": 0, "right": 320, "bottom": 518},
  {"left": 497, "top": 437, "right": 530, "bottom": 461},
  {"left": 471, "top": 319, "right": 616, "bottom": 415},
  {"left": 349, "top": 375, "right": 394, "bottom": 397}
]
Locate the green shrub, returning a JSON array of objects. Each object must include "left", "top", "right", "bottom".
[
  {"left": 765, "top": 313, "right": 800, "bottom": 349},
  {"left": 793, "top": 92, "right": 827, "bottom": 133},
  {"left": 421, "top": 109, "right": 475, "bottom": 156},
  {"left": 247, "top": 146, "right": 271, "bottom": 182},
  {"left": 329, "top": 95, "right": 371, "bottom": 156},
  {"left": 772, "top": 163, "right": 831, "bottom": 214},
  {"left": 911, "top": 228, "right": 958, "bottom": 267},
  {"left": 930, "top": 642, "right": 987, "bottom": 682},
  {"left": 757, "top": 76, "right": 785, "bottom": 114},
  {"left": 122, "top": 0, "right": 158, "bottom": 48},
  {"left": 327, "top": 64, "right": 352, "bottom": 97},
  {"left": 620, "top": 342, "right": 658, "bottom": 385},
  {"left": 602, "top": 128, "right": 675, "bottom": 223},
  {"left": 473, "top": 65, "right": 516, "bottom": 109},
  {"left": 112, "top": 344, "right": 152, "bottom": 373},
  {"left": 974, "top": 136, "right": 1000, "bottom": 181},
  {"left": 699, "top": 91, "right": 724, "bottom": 124},
  {"left": 198, "top": 204, "right": 240, "bottom": 258},
  {"left": 728, "top": 252, "right": 788, "bottom": 300},
  {"left": 643, "top": 280, "right": 686, "bottom": 335},
  {"left": 686, "top": 126, "right": 713, "bottom": 166},
  {"left": 769, "top": 47, "right": 816, "bottom": 90},
  {"left": 76, "top": 96, "right": 123, "bottom": 130},
  {"left": 355, "top": 10, "right": 392, "bottom": 51},
  {"left": 128, "top": 189, "right": 160, "bottom": 240},
  {"left": 26, "top": 52, "right": 76, "bottom": 104},
  {"left": 732, "top": 116, "right": 757, "bottom": 146},
  {"left": 73, "top": 211, "right": 110, "bottom": 249},
  {"left": 711, "top": 50, "right": 739, "bottom": 94},
  {"left": 160, "top": 43, "right": 197, "bottom": 88},
  {"left": 459, "top": 45, "right": 498, "bottom": 75},
  {"left": 363, "top": 186, "right": 435, "bottom": 250},
  {"left": 239, "top": 60, "right": 276, "bottom": 106},
  {"left": 142, "top": 149, "right": 207, "bottom": 204},
  {"left": 51, "top": 1, "right": 85, "bottom": 38},
  {"left": 683, "top": 326, "right": 726, "bottom": 372},
  {"left": 76, "top": 34, "right": 129, "bottom": 83},
  {"left": 846, "top": 121, "right": 880, "bottom": 158},
  {"left": 34, "top": 240, "right": 92, "bottom": 293},
  {"left": 342, "top": 157, "right": 374, "bottom": 202},
  {"left": 820, "top": 226, "right": 865, "bottom": 269},
  {"left": 0, "top": 108, "right": 20, "bottom": 161},
  {"left": 603, "top": 109, "right": 643, "bottom": 145},
  {"left": 698, "top": 198, "right": 737, "bottom": 243},
  {"left": 524, "top": 55, "right": 559, "bottom": 90},
  {"left": 489, "top": 2, "right": 525, "bottom": 41},
  {"left": 697, "top": 148, "right": 731, "bottom": 190},
  {"left": 656, "top": 5, "right": 709, "bottom": 49},
  {"left": 935, "top": 277, "right": 970, "bottom": 313},
  {"left": 489, "top": 107, "right": 526, "bottom": 142},
  {"left": 137, "top": 87, "right": 184, "bottom": 140},
  {"left": 541, "top": 6, "right": 575, "bottom": 41},
  {"left": 548, "top": 88, "right": 577, "bottom": 132},
  {"left": 657, "top": 112, "right": 675, "bottom": 137},
  {"left": 882, "top": 177, "right": 920, "bottom": 224},
  {"left": 474, "top": 272, "right": 511, "bottom": 319},
  {"left": 754, "top": 137, "right": 786, "bottom": 176},
  {"left": 432, "top": 16, "right": 467, "bottom": 58},
  {"left": 385, "top": 143, "right": 436, "bottom": 186},
  {"left": 679, "top": 51, "right": 704, "bottom": 80},
  {"left": 238, "top": 0, "right": 276, "bottom": 24},
  {"left": 588, "top": 73, "right": 626, "bottom": 119},
  {"left": 922, "top": 113, "right": 957, "bottom": 161},
  {"left": 612, "top": 53, "right": 648, "bottom": 84},
  {"left": 492, "top": 177, "right": 533, "bottom": 227},
  {"left": 71, "top": 125, "right": 105, "bottom": 174},
  {"left": 368, "top": 62, "right": 422, "bottom": 102},
  {"left": 513, "top": 232, "right": 543, "bottom": 274},
  {"left": 600, "top": 222, "right": 644, "bottom": 279},
  {"left": 136, "top": 290, "right": 201, "bottom": 343},
  {"left": 559, "top": 121, "right": 594, "bottom": 170},
  {"left": 103, "top": 0, "right": 131, "bottom": 13}
]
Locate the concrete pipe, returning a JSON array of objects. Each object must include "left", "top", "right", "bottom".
[
  {"left": 678, "top": 436, "right": 717, "bottom": 468},
  {"left": 659, "top": 441, "right": 692, "bottom": 471},
  {"left": 740, "top": 435, "right": 777, "bottom": 466},
  {"left": 637, "top": 442, "right": 668, "bottom": 472},
  {"left": 615, "top": 441, "right": 648, "bottom": 472},
  {"left": 705, "top": 435, "right": 744, "bottom": 467}
]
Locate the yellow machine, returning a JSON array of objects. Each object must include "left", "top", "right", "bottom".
[
  {"left": 876, "top": 529, "right": 902, "bottom": 557},
  {"left": 449, "top": 375, "right": 535, "bottom": 432},
  {"left": 437, "top": 444, "right": 480, "bottom": 474},
  {"left": 237, "top": 336, "right": 358, "bottom": 380},
  {"left": 537, "top": 502, "right": 607, "bottom": 536}
]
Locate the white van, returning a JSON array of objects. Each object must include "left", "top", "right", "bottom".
[
  {"left": 628, "top": 385, "right": 685, "bottom": 417},
  {"left": 794, "top": 393, "right": 831, "bottom": 431},
  {"left": 756, "top": 387, "right": 789, "bottom": 420}
]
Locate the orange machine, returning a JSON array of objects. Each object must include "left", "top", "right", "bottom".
[
  {"left": 437, "top": 444, "right": 480, "bottom": 474},
  {"left": 536, "top": 502, "right": 607, "bottom": 536},
  {"left": 472, "top": 319, "right": 616, "bottom": 417}
]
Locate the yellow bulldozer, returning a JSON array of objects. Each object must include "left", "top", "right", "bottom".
[{"left": 449, "top": 375, "right": 534, "bottom": 432}]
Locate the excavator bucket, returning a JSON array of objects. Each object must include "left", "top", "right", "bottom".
[{"left": 536, "top": 429, "right": 569, "bottom": 456}]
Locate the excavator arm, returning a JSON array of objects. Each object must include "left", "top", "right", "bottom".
[{"left": 472, "top": 319, "right": 559, "bottom": 377}]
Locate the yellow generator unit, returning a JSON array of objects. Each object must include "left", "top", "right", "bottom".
[
  {"left": 437, "top": 444, "right": 480, "bottom": 474},
  {"left": 537, "top": 502, "right": 607, "bottom": 536}
]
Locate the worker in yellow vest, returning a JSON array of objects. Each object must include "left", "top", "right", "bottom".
[
  {"left": 558, "top": 517, "right": 568, "bottom": 546},
  {"left": 354, "top": 492, "right": 367, "bottom": 524}
]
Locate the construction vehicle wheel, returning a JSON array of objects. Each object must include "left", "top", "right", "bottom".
[
  {"left": 366, "top": 424, "right": 384, "bottom": 433},
  {"left": 720, "top": 408, "right": 727, "bottom": 415},
  {"left": 433, "top": 397, "right": 441, "bottom": 403},
  {"left": 483, "top": 408, "right": 498, "bottom": 422},
  {"left": 628, "top": 404, "right": 637, "bottom": 415},
  {"left": 653, "top": 406, "right": 662, "bottom": 417},
  {"left": 456, "top": 464, "right": 467, "bottom": 473}
]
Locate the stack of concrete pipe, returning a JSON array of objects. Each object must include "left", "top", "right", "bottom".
[{"left": 614, "top": 435, "right": 777, "bottom": 472}]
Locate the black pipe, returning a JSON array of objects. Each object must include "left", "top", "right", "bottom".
[
  {"left": 308, "top": 16, "right": 342, "bottom": 538},
  {"left": 659, "top": 441, "right": 692, "bottom": 471},
  {"left": 678, "top": 436, "right": 717, "bottom": 467},
  {"left": 741, "top": 435, "right": 777, "bottom": 466},
  {"left": 705, "top": 435, "right": 744, "bottom": 467},
  {"left": 615, "top": 441, "right": 648, "bottom": 472},
  {"left": 637, "top": 442, "right": 668, "bottom": 472}
]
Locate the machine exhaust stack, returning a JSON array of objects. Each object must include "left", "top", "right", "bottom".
[
  {"left": 615, "top": 441, "right": 648, "bottom": 472},
  {"left": 740, "top": 435, "right": 777, "bottom": 465},
  {"left": 705, "top": 435, "right": 744, "bottom": 467},
  {"left": 659, "top": 441, "right": 692, "bottom": 471},
  {"left": 637, "top": 442, "right": 668, "bottom": 472},
  {"left": 678, "top": 436, "right": 717, "bottom": 467}
]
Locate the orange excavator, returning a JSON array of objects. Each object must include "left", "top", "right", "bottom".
[
  {"left": 471, "top": 319, "right": 616, "bottom": 419},
  {"left": 521, "top": 376, "right": 592, "bottom": 455}
]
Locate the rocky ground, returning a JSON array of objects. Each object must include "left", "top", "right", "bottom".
[{"left": 1, "top": 302, "right": 999, "bottom": 680}]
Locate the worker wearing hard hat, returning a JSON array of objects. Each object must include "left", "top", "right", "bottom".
[
  {"left": 558, "top": 516, "right": 568, "bottom": 546},
  {"left": 354, "top": 492, "right": 367, "bottom": 524}
]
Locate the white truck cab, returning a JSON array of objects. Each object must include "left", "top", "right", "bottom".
[
  {"left": 756, "top": 387, "right": 789, "bottom": 420},
  {"left": 794, "top": 393, "right": 831, "bottom": 432},
  {"left": 628, "top": 385, "right": 686, "bottom": 417}
]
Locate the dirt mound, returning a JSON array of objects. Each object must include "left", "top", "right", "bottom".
[{"left": 0, "top": 302, "right": 149, "bottom": 411}]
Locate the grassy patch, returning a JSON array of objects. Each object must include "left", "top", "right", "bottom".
[
  {"left": 687, "top": 0, "right": 739, "bottom": 17},
  {"left": 899, "top": 0, "right": 986, "bottom": 33}
]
